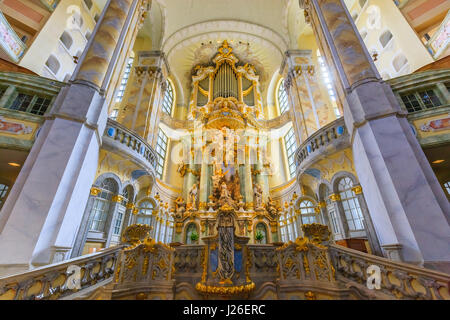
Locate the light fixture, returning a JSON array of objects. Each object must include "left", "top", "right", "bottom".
[
  {"left": 432, "top": 160, "right": 445, "bottom": 164},
  {"left": 8, "top": 162, "right": 20, "bottom": 167}
]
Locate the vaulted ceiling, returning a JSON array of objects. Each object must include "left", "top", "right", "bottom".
[{"left": 137, "top": 0, "right": 313, "bottom": 107}]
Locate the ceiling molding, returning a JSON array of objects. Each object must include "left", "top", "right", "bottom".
[{"left": 162, "top": 20, "right": 288, "bottom": 61}]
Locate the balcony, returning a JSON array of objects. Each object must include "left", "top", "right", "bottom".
[
  {"left": 0, "top": 72, "right": 63, "bottom": 151},
  {"left": 102, "top": 119, "right": 158, "bottom": 175},
  {"left": 294, "top": 117, "right": 350, "bottom": 174}
]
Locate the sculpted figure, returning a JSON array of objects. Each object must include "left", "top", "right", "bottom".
[
  {"left": 175, "top": 196, "right": 186, "bottom": 219},
  {"left": 218, "top": 182, "right": 235, "bottom": 208},
  {"left": 266, "top": 196, "right": 279, "bottom": 219},
  {"left": 189, "top": 183, "right": 198, "bottom": 210},
  {"left": 253, "top": 183, "right": 263, "bottom": 210}
]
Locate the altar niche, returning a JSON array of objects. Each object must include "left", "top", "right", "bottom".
[
  {"left": 195, "top": 205, "right": 255, "bottom": 298},
  {"left": 170, "top": 41, "right": 282, "bottom": 246}
]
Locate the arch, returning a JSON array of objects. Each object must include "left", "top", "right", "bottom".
[
  {"left": 184, "top": 222, "right": 199, "bottom": 244},
  {"left": 297, "top": 198, "right": 318, "bottom": 225},
  {"left": 94, "top": 172, "right": 122, "bottom": 192},
  {"left": 331, "top": 171, "right": 359, "bottom": 192},
  {"left": 254, "top": 221, "right": 269, "bottom": 244}
]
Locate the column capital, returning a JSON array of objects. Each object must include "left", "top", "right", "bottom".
[{"left": 90, "top": 187, "right": 101, "bottom": 196}]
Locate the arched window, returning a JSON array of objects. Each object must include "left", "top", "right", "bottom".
[
  {"left": 338, "top": 177, "right": 364, "bottom": 231},
  {"left": 60, "top": 31, "right": 73, "bottom": 50},
  {"left": 379, "top": 30, "right": 393, "bottom": 48},
  {"left": 115, "top": 56, "right": 134, "bottom": 102},
  {"left": 255, "top": 223, "right": 268, "bottom": 244},
  {"left": 161, "top": 80, "right": 174, "bottom": 115},
  {"left": 351, "top": 12, "right": 359, "bottom": 21},
  {"left": 136, "top": 200, "right": 154, "bottom": 225},
  {"left": 45, "top": 55, "right": 60, "bottom": 75},
  {"left": 284, "top": 127, "right": 297, "bottom": 178},
  {"left": 277, "top": 79, "right": 289, "bottom": 114},
  {"left": 392, "top": 54, "right": 408, "bottom": 73},
  {"left": 444, "top": 182, "right": 450, "bottom": 195},
  {"left": 155, "top": 129, "right": 168, "bottom": 179},
  {"left": 299, "top": 200, "right": 317, "bottom": 224},
  {"left": 359, "top": 0, "right": 368, "bottom": 8},
  {"left": 185, "top": 223, "right": 198, "bottom": 244},
  {"left": 317, "top": 50, "right": 338, "bottom": 106},
  {"left": 325, "top": 188, "right": 340, "bottom": 235},
  {"left": 279, "top": 217, "right": 286, "bottom": 242},
  {"left": 89, "top": 179, "right": 117, "bottom": 232},
  {"left": 167, "top": 216, "right": 174, "bottom": 243},
  {"left": 0, "top": 183, "right": 9, "bottom": 209}
]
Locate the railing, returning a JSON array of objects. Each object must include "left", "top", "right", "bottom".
[
  {"left": 329, "top": 244, "right": 450, "bottom": 300},
  {"left": 0, "top": 246, "right": 122, "bottom": 300},
  {"left": 426, "top": 10, "right": 449, "bottom": 59},
  {"left": 103, "top": 119, "right": 158, "bottom": 170},
  {"left": 294, "top": 117, "right": 349, "bottom": 172}
]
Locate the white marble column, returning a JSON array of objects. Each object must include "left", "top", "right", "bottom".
[
  {"left": 0, "top": 0, "right": 148, "bottom": 276},
  {"left": 300, "top": 0, "right": 450, "bottom": 271}
]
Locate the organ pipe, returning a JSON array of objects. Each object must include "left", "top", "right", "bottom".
[{"left": 213, "top": 62, "right": 238, "bottom": 99}]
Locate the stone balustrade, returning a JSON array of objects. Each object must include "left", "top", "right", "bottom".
[
  {"left": 329, "top": 244, "right": 450, "bottom": 300},
  {"left": 103, "top": 118, "right": 158, "bottom": 171},
  {"left": 1, "top": 224, "right": 448, "bottom": 300},
  {"left": 0, "top": 246, "right": 121, "bottom": 300},
  {"left": 294, "top": 117, "right": 350, "bottom": 173}
]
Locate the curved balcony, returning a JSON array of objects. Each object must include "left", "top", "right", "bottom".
[
  {"left": 102, "top": 119, "right": 158, "bottom": 174},
  {"left": 295, "top": 117, "right": 350, "bottom": 174}
]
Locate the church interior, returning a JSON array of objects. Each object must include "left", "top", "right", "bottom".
[{"left": 0, "top": 0, "right": 449, "bottom": 300}]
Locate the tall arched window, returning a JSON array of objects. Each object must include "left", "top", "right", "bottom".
[
  {"left": 136, "top": 200, "right": 154, "bottom": 225},
  {"left": 167, "top": 216, "right": 174, "bottom": 243},
  {"left": 338, "top": 177, "right": 364, "bottom": 231},
  {"left": 89, "top": 179, "right": 117, "bottom": 232},
  {"left": 325, "top": 188, "right": 340, "bottom": 235},
  {"left": 284, "top": 127, "right": 297, "bottom": 178},
  {"left": 0, "top": 183, "right": 9, "bottom": 209},
  {"left": 277, "top": 79, "right": 289, "bottom": 114},
  {"left": 299, "top": 200, "right": 317, "bottom": 224},
  {"left": 155, "top": 129, "right": 168, "bottom": 179},
  {"left": 115, "top": 56, "right": 134, "bottom": 102},
  {"left": 279, "top": 217, "right": 286, "bottom": 242},
  {"left": 161, "top": 80, "right": 174, "bottom": 115}
]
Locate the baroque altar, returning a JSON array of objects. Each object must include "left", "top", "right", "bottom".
[{"left": 170, "top": 41, "right": 282, "bottom": 246}]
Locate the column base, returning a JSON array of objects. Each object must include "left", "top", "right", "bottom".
[{"left": 381, "top": 243, "right": 403, "bottom": 262}]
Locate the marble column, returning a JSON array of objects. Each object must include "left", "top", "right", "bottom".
[
  {"left": 198, "top": 144, "right": 209, "bottom": 211},
  {"left": 244, "top": 140, "right": 253, "bottom": 209},
  {"left": 0, "top": 0, "right": 148, "bottom": 276},
  {"left": 300, "top": 0, "right": 450, "bottom": 271}
]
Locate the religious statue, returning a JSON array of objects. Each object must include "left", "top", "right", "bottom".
[
  {"left": 175, "top": 196, "right": 186, "bottom": 219},
  {"left": 266, "top": 196, "right": 279, "bottom": 219},
  {"left": 253, "top": 183, "right": 263, "bottom": 210},
  {"left": 218, "top": 181, "right": 235, "bottom": 208},
  {"left": 189, "top": 183, "right": 198, "bottom": 210},
  {"left": 177, "top": 161, "right": 187, "bottom": 177}
]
